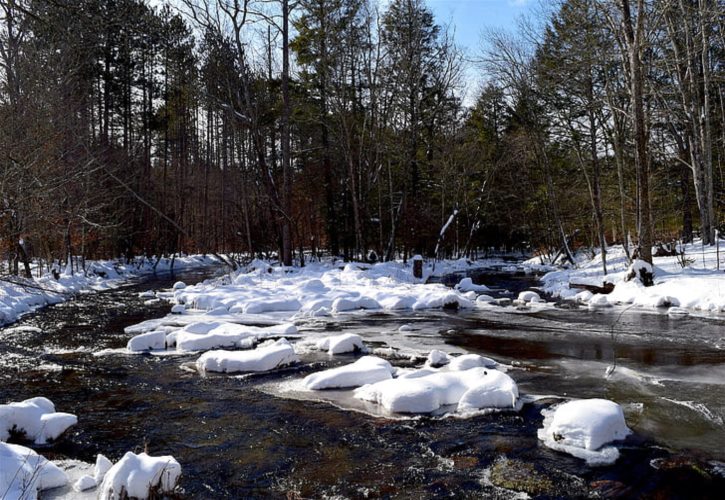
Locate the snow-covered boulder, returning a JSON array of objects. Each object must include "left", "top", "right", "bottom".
[
  {"left": 172, "top": 281, "right": 186, "bottom": 290},
  {"left": 354, "top": 367, "right": 518, "bottom": 414},
  {"left": 0, "top": 442, "right": 68, "bottom": 499},
  {"left": 455, "top": 277, "right": 490, "bottom": 293},
  {"left": 425, "top": 349, "right": 450, "bottom": 368},
  {"left": 458, "top": 370, "right": 519, "bottom": 412},
  {"left": 588, "top": 294, "right": 611, "bottom": 309},
  {"left": 331, "top": 296, "right": 380, "bottom": 313},
  {"left": 315, "top": 333, "right": 365, "bottom": 355},
  {"left": 127, "top": 330, "right": 166, "bottom": 352},
  {"left": 448, "top": 354, "right": 497, "bottom": 371},
  {"left": 196, "top": 339, "right": 299, "bottom": 373},
  {"left": 517, "top": 291, "right": 541, "bottom": 303},
  {"left": 0, "top": 397, "right": 77, "bottom": 444},
  {"left": 170, "top": 304, "right": 185, "bottom": 314},
  {"left": 98, "top": 452, "right": 181, "bottom": 500},
  {"left": 537, "top": 398, "right": 632, "bottom": 466},
  {"left": 625, "top": 259, "right": 654, "bottom": 287},
  {"left": 476, "top": 294, "right": 495, "bottom": 303},
  {"left": 304, "top": 356, "right": 394, "bottom": 390}
]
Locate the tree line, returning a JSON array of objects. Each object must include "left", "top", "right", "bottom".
[{"left": 0, "top": 0, "right": 722, "bottom": 275}]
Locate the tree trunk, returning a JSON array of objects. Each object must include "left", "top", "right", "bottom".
[{"left": 281, "top": 0, "right": 293, "bottom": 266}]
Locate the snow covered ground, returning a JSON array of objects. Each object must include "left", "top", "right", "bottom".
[
  {"left": 0, "top": 255, "right": 219, "bottom": 327},
  {"left": 534, "top": 239, "right": 725, "bottom": 315}
]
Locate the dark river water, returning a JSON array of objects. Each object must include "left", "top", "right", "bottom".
[{"left": 1, "top": 269, "right": 724, "bottom": 499}]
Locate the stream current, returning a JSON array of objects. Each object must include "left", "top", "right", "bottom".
[{"left": 0, "top": 268, "right": 723, "bottom": 498}]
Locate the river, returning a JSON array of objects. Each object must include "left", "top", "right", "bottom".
[{"left": 1, "top": 268, "right": 723, "bottom": 498}]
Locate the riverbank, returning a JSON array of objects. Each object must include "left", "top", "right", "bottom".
[
  {"left": 0, "top": 255, "right": 220, "bottom": 327},
  {"left": 532, "top": 239, "right": 725, "bottom": 316}
]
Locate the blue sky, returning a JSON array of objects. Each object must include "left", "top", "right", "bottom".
[{"left": 428, "top": 0, "right": 535, "bottom": 53}]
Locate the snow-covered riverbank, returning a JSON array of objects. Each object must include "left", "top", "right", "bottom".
[
  {"left": 533, "top": 239, "right": 725, "bottom": 316},
  {"left": 0, "top": 255, "right": 219, "bottom": 327}
]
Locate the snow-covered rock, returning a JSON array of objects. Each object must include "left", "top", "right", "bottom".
[
  {"left": 126, "top": 330, "right": 166, "bottom": 352},
  {"left": 73, "top": 474, "right": 97, "bottom": 492},
  {"left": 517, "top": 291, "right": 541, "bottom": 303},
  {"left": 425, "top": 350, "right": 450, "bottom": 368},
  {"left": 316, "top": 333, "right": 365, "bottom": 355},
  {"left": 196, "top": 339, "right": 299, "bottom": 373},
  {"left": 172, "top": 281, "right": 186, "bottom": 290},
  {"left": 170, "top": 304, "right": 186, "bottom": 314},
  {"left": 448, "top": 354, "right": 497, "bottom": 371},
  {"left": 304, "top": 356, "right": 394, "bottom": 390},
  {"left": 0, "top": 442, "right": 68, "bottom": 499},
  {"left": 98, "top": 452, "right": 181, "bottom": 500},
  {"left": 94, "top": 453, "right": 113, "bottom": 484},
  {"left": 455, "top": 277, "right": 490, "bottom": 293},
  {"left": 0, "top": 397, "right": 77, "bottom": 444},
  {"left": 354, "top": 367, "right": 518, "bottom": 414},
  {"left": 537, "top": 398, "right": 632, "bottom": 466},
  {"left": 476, "top": 294, "right": 495, "bottom": 303}
]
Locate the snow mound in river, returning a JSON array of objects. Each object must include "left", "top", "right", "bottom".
[
  {"left": 196, "top": 338, "right": 299, "bottom": 373},
  {"left": 98, "top": 452, "right": 180, "bottom": 500},
  {"left": 537, "top": 398, "right": 632, "bottom": 466},
  {"left": 0, "top": 397, "right": 77, "bottom": 444},
  {"left": 354, "top": 366, "right": 518, "bottom": 414},
  {"left": 304, "top": 356, "right": 394, "bottom": 390}
]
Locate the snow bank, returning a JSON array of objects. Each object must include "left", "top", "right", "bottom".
[
  {"left": 354, "top": 367, "right": 518, "bottom": 414},
  {"left": 0, "top": 397, "right": 77, "bottom": 444},
  {"left": 537, "top": 399, "right": 632, "bottom": 466},
  {"left": 315, "top": 333, "right": 365, "bottom": 355},
  {"left": 304, "top": 356, "right": 394, "bottom": 390},
  {"left": 98, "top": 452, "right": 180, "bottom": 500},
  {"left": 196, "top": 339, "right": 299, "bottom": 373},
  {"left": 0, "top": 255, "right": 217, "bottom": 328},
  {"left": 538, "top": 240, "right": 725, "bottom": 315},
  {"left": 0, "top": 442, "right": 68, "bottom": 499}
]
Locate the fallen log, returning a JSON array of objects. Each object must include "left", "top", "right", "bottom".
[{"left": 569, "top": 282, "right": 615, "bottom": 294}]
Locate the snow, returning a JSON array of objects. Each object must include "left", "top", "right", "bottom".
[
  {"left": 455, "top": 277, "right": 490, "bottom": 293},
  {"left": 126, "top": 330, "right": 166, "bottom": 352},
  {"left": 98, "top": 452, "right": 181, "bottom": 500},
  {"left": 448, "top": 354, "right": 498, "bottom": 371},
  {"left": 73, "top": 475, "right": 97, "bottom": 492},
  {"left": 0, "top": 255, "right": 217, "bottom": 328},
  {"left": 303, "top": 356, "right": 394, "bottom": 390},
  {"left": 537, "top": 399, "right": 632, "bottom": 466},
  {"left": 354, "top": 366, "right": 518, "bottom": 414},
  {"left": 196, "top": 339, "right": 299, "bottom": 373},
  {"left": 425, "top": 350, "right": 450, "bottom": 368},
  {"left": 0, "top": 397, "right": 77, "bottom": 444},
  {"left": 536, "top": 240, "right": 725, "bottom": 315},
  {"left": 316, "top": 333, "right": 365, "bottom": 354},
  {"left": 517, "top": 291, "right": 541, "bottom": 303},
  {"left": 476, "top": 294, "right": 495, "bottom": 303},
  {"left": 0, "top": 442, "right": 68, "bottom": 500}
]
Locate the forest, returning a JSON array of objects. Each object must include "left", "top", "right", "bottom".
[{"left": 0, "top": 0, "right": 722, "bottom": 273}]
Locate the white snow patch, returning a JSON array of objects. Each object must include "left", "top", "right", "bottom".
[
  {"left": 0, "top": 442, "right": 68, "bottom": 499},
  {"left": 537, "top": 399, "right": 632, "bottom": 466},
  {"left": 315, "top": 333, "right": 365, "bottom": 355},
  {"left": 0, "top": 397, "right": 77, "bottom": 444},
  {"left": 98, "top": 452, "right": 181, "bottom": 500},
  {"left": 196, "top": 339, "right": 299, "bottom": 373},
  {"left": 303, "top": 356, "right": 394, "bottom": 390}
]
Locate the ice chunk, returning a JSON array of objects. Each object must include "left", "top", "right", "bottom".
[
  {"left": 98, "top": 451, "right": 181, "bottom": 500},
  {"left": 537, "top": 398, "right": 632, "bottom": 466},
  {"left": 196, "top": 339, "right": 299, "bottom": 373},
  {"left": 127, "top": 330, "right": 166, "bottom": 352},
  {"left": 304, "top": 356, "right": 394, "bottom": 390},
  {"left": 316, "top": 333, "right": 365, "bottom": 355},
  {"left": 94, "top": 453, "right": 113, "bottom": 483},
  {"left": 0, "top": 397, "right": 77, "bottom": 444},
  {"left": 0, "top": 442, "right": 68, "bottom": 499}
]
